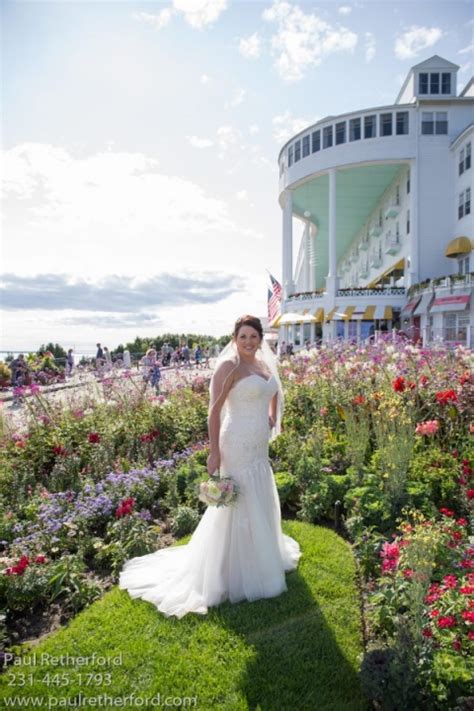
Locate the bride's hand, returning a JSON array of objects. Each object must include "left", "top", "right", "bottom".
[
  {"left": 207, "top": 451, "right": 221, "bottom": 476},
  {"left": 268, "top": 415, "right": 276, "bottom": 429}
]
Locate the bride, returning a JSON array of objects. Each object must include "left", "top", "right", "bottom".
[{"left": 119, "top": 314, "right": 301, "bottom": 618}]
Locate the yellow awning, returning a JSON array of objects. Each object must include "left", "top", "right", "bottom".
[
  {"left": 367, "top": 258, "right": 405, "bottom": 288},
  {"left": 384, "top": 305, "right": 393, "bottom": 320},
  {"left": 314, "top": 307, "right": 324, "bottom": 323},
  {"left": 270, "top": 314, "right": 281, "bottom": 328},
  {"left": 445, "top": 236, "right": 473, "bottom": 258},
  {"left": 326, "top": 307, "right": 337, "bottom": 321},
  {"left": 363, "top": 305, "right": 376, "bottom": 320},
  {"left": 343, "top": 305, "right": 356, "bottom": 320}
]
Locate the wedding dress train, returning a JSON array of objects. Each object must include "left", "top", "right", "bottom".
[{"left": 118, "top": 373, "right": 302, "bottom": 619}]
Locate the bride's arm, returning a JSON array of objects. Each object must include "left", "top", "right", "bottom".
[
  {"left": 207, "top": 360, "right": 237, "bottom": 474},
  {"left": 268, "top": 392, "right": 278, "bottom": 428}
]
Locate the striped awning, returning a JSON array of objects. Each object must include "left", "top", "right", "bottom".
[
  {"left": 413, "top": 293, "right": 434, "bottom": 316},
  {"left": 402, "top": 297, "right": 421, "bottom": 315},
  {"left": 445, "top": 236, "right": 472, "bottom": 258},
  {"left": 270, "top": 314, "right": 282, "bottom": 328},
  {"left": 429, "top": 292, "right": 470, "bottom": 313},
  {"left": 314, "top": 307, "right": 325, "bottom": 323},
  {"left": 374, "top": 304, "right": 394, "bottom": 320}
]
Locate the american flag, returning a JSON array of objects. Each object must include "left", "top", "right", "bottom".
[{"left": 267, "top": 273, "right": 282, "bottom": 323}]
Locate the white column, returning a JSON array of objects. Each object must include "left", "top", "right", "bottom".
[
  {"left": 303, "top": 222, "right": 311, "bottom": 291},
  {"left": 309, "top": 223, "right": 317, "bottom": 292},
  {"left": 325, "top": 168, "right": 338, "bottom": 298},
  {"left": 282, "top": 189, "right": 294, "bottom": 298},
  {"left": 407, "top": 159, "right": 419, "bottom": 288}
]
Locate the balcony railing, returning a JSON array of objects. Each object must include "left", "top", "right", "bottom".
[
  {"left": 385, "top": 232, "right": 401, "bottom": 255},
  {"left": 336, "top": 287, "right": 406, "bottom": 297},
  {"left": 370, "top": 251, "right": 382, "bottom": 268},
  {"left": 406, "top": 272, "right": 474, "bottom": 299},
  {"left": 369, "top": 223, "right": 383, "bottom": 238},
  {"left": 359, "top": 238, "right": 370, "bottom": 252},
  {"left": 385, "top": 200, "right": 400, "bottom": 220},
  {"left": 288, "top": 289, "right": 325, "bottom": 301}
]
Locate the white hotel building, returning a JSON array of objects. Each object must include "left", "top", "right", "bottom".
[{"left": 273, "top": 55, "right": 473, "bottom": 348}]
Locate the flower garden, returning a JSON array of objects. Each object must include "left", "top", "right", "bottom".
[{"left": 0, "top": 336, "right": 473, "bottom": 709}]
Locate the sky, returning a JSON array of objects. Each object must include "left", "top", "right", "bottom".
[{"left": 1, "top": 0, "right": 473, "bottom": 353}]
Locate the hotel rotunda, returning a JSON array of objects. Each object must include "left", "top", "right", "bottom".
[{"left": 273, "top": 55, "right": 473, "bottom": 348}]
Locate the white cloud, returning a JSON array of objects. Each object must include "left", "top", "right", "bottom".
[
  {"left": 200, "top": 73, "right": 211, "bottom": 84},
  {"left": 458, "top": 43, "right": 474, "bottom": 55},
  {"left": 186, "top": 135, "right": 214, "bottom": 148},
  {"left": 133, "top": 1, "right": 227, "bottom": 31},
  {"left": 216, "top": 125, "right": 242, "bottom": 159},
  {"left": 173, "top": 0, "right": 227, "bottom": 29},
  {"left": 459, "top": 61, "right": 473, "bottom": 74},
  {"left": 365, "top": 32, "right": 375, "bottom": 63},
  {"left": 248, "top": 124, "right": 260, "bottom": 135},
  {"left": 1, "top": 143, "right": 264, "bottom": 278},
  {"left": 262, "top": 0, "right": 358, "bottom": 82},
  {"left": 225, "top": 88, "right": 246, "bottom": 110},
  {"left": 236, "top": 189, "right": 249, "bottom": 201},
  {"left": 272, "top": 110, "right": 317, "bottom": 144},
  {"left": 132, "top": 9, "right": 175, "bottom": 30},
  {"left": 239, "top": 32, "right": 262, "bottom": 59},
  {"left": 338, "top": 6, "right": 352, "bottom": 15},
  {"left": 394, "top": 26, "right": 442, "bottom": 60}
]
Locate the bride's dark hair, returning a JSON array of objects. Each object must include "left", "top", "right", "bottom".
[{"left": 232, "top": 315, "right": 263, "bottom": 340}]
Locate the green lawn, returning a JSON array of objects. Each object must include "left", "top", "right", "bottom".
[{"left": 0, "top": 521, "right": 369, "bottom": 710}]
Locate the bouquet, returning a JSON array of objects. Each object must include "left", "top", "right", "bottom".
[{"left": 198, "top": 471, "right": 239, "bottom": 508}]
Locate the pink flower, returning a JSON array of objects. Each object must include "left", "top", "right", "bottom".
[
  {"left": 415, "top": 420, "right": 439, "bottom": 436},
  {"left": 319, "top": 407, "right": 328, "bottom": 416},
  {"left": 442, "top": 574, "right": 458, "bottom": 589}
]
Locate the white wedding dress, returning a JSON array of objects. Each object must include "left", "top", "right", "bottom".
[{"left": 118, "top": 373, "right": 302, "bottom": 618}]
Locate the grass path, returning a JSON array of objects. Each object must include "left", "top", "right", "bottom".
[{"left": 0, "top": 521, "right": 369, "bottom": 710}]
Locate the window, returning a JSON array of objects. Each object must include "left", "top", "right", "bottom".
[
  {"left": 406, "top": 170, "right": 410, "bottom": 194},
  {"left": 335, "top": 121, "right": 346, "bottom": 145},
  {"left": 380, "top": 113, "right": 392, "bottom": 136},
  {"left": 465, "top": 187, "right": 471, "bottom": 215},
  {"left": 466, "top": 142, "right": 471, "bottom": 170},
  {"left": 396, "top": 111, "right": 409, "bottom": 135},
  {"left": 396, "top": 184, "right": 400, "bottom": 206},
  {"left": 442, "top": 73, "right": 451, "bottom": 94},
  {"left": 294, "top": 140, "right": 301, "bottom": 162},
  {"left": 435, "top": 111, "right": 448, "bottom": 135},
  {"left": 422, "top": 112, "right": 434, "bottom": 135},
  {"left": 459, "top": 191, "right": 464, "bottom": 219},
  {"left": 459, "top": 148, "right": 465, "bottom": 175},
  {"left": 458, "top": 256, "right": 469, "bottom": 275},
  {"left": 302, "top": 135, "right": 310, "bottom": 158},
  {"left": 419, "top": 73, "right": 428, "bottom": 94},
  {"left": 430, "top": 73, "right": 439, "bottom": 94},
  {"left": 312, "top": 130, "right": 321, "bottom": 152},
  {"left": 406, "top": 208, "right": 410, "bottom": 234},
  {"left": 444, "top": 313, "right": 457, "bottom": 341},
  {"left": 364, "top": 115, "right": 376, "bottom": 138},
  {"left": 288, "top": 145, "right": 293, "bottom": 167},
  {"left": 323, "top": 126, "right": 333, "bottom": 149},
  {"left": 349, "top": 117, "right": 361, "bottom": 141}
]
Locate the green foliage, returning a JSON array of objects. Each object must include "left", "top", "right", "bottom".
[
  {"left": 170, "top": 505, "right": 200, "bottom": 537},
  {"left": 274, "top": 471, "right": 299, "bottom": 509}
]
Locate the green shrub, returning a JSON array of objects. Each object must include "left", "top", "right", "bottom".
[{"left": 170, "top": 505, "right": 199, "bottom": 538}]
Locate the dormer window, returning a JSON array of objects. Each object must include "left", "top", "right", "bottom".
[
  {"left": 442, "top": 73, "right": 451, "bottom": 94},
  {"left": 430, "top": 73, "right": 440, "bottom": 94},
  {"left": 419, "top": 73, "right": 429, "bottom": 94}
]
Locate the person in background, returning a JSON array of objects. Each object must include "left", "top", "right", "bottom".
[
  {"left": 194, "top": 344, "right": 202, "bottom": 368},
  {"left": 123, "top": 349, "right": 131, "bottom": 369},
  {"left": 203, "top": 346, "right": 210, "bottom": 368},
  {"left": 96, "top": 343, "right": 104, "bottom": 368},
  {"left": 103, "top": 346, "right": 112, "bottom": 371},
  {"left": 66, "top": 349, "right": 74, "bottom": 376},
  {"left": 9, "top": 354, "right": 28, "bottom": 387},
  {"left": 182, "top": 343, "right": 190, "bottom": 368},
  {"left": 279, "top": 341, "right": 286, "bottom": 357}
]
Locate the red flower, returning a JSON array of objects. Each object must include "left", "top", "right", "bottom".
[
  {"left": 430, "top": 609, "right": 440, "bottom": 618},
  {"left": 5, "top": 555, "right": 30, "bottom": 576},
  {"left": 461, "top": 610, "right": 474, "bottom": 623},
  {"left": 393, "top": 376, "right": 406, "bottom": 392},
  {"left": 425, "top": 592, "right": 441, "bottom": 604},
  {"left": 115, "top": 497, "right": 136, "bottom": 519},
  {"left": 459, "top": 371, "right": 471, "bottom": 385},
  {"left": 88, "top": 432, "right": 101, "bottom": 444},
  {"left": 452, "top": 639, "right": 462, "bottom": 652},
  {"left": 407, "top": 381, "right": 416, "bottom": 390},
  {"left": 53, "top": 445, "right": 68, "bottom": 456},
  {"left": 463, "top": 460, "right": 473, "bottom": 477},
  {"left": 422, "top": 628, "right": 433, "bottom": 638},
  {"left": 457, "top": 518, "right": 468, "bottom": 526},
  {"left": 451, "top": 531, "right": 463, "bottom": 541},
  {"left": 352, "top": 394, "right": 366, "bottom": 406},
  {"left": 467, "top": 489, "right": 474, "bottom": 500},
  {"left": 419, "top": 375, "right": 429, "bottom": 386},
  {"left": 459, "top": 585, "right": 474, "bottom": 595},
  {"left": 442, "top": 574, "right": 458, "bottom": 589},
  {"left": 439, "top": 507, "right": 455, "bottom": 517},
  {"left": 468, "top": 631, "right": 474, "bottom": 641},
  {"left": 402, "top": 569, "right": 414, "bottom": 579},
  {"left": 437, "top": 615, "right": 457, "bottom": 628},
  {"left": 435, "top": 389, "right": 458, "bottom": 405}
]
